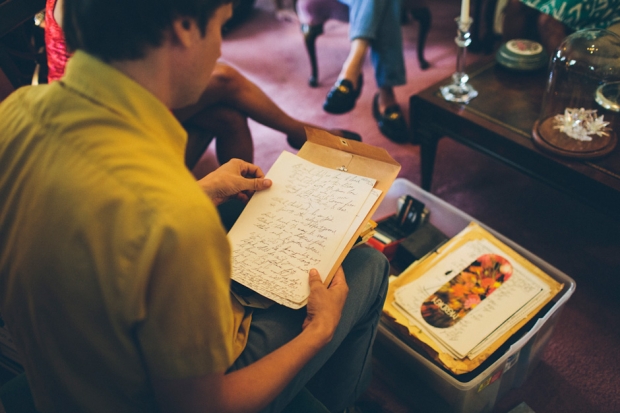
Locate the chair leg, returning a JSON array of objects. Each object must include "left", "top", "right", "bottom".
[
  {"left": 301, "top": 23, "right": 323, "bottom": 87},
  {"left": 410, "top": 6, "right": 431, "bottom": 70}
]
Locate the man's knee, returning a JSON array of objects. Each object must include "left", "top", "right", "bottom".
[
  {"left": 344, "top": 247, "right": 390, "bottom": 297},
  {"left": 209, "top": 63, "right": 247, "bottom": 97},
  {"left": 357, "top": 246, "right": 390, "bottom": 273}
]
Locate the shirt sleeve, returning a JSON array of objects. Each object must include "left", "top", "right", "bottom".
[{"left": 136, "top": 200, "right": 235, "bottom": 379}]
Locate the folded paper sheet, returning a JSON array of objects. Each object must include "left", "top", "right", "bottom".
[
  {"left": 229, "top": 129, "right": 400, "bottom": 309},
  {"left": 228, "top": 152, "right": 377, "bottom": 307},
  {"left": 394, "top": 238, "right": 551, "bottom": 359},
  {"left": 383, "top": 222, "right": 563, "bottom": 374},
  {"left": 229, "top": 151, "right": 379, "bottom": 308}
]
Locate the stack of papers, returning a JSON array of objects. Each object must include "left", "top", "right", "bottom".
[
  {"left": 393, "top": 237, "right": 551, "bottom": 360},
  {"left": 228, "top": 151, "right": 382, "bottom": 309},
  {"left": 355, "top": 219, "right": 378, "bottom": 246},
  {"left": 382, "top": 222, "right": 564, "bottom": 373}
]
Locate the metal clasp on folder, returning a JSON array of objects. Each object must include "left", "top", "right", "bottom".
[{"left": 337, "top": 154, "right": 354, "bottom": 172}]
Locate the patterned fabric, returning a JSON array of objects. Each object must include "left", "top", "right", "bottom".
[
  {"left": 521, "top": 0, "right": 620, "bottom": 31},
  {"left": 44, "top": 0, "right": 69, "bottom": 82}
]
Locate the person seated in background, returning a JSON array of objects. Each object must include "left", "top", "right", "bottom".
[
  {"left": 0, "top": 0, "right": 390, "bottom": 412},
  {"left": 172, "top": 63, "right": 361, "bottom": 169},
  {"left": 322, "top": 0, "right": 409, "bottom": 144},
  {"left": 274, "top": 0, "right": 299, "bottom": 22},
  {"left": 44, "top": 0, "right": 361, "bottom": 171},
  {"left": 502, "top": 0, "right": 620, "bottom": 54}
]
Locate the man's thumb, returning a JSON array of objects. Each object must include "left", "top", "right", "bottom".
[
  {"left": 308, "top": 269, "right": 322, "bottom": 286},
  {"left": 254, "top": 178, "right": 272, "bottom": 191}
]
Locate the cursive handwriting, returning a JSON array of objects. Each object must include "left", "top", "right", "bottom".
[{"left": 229, "top": 151, "right": 376, "bottom": 306}]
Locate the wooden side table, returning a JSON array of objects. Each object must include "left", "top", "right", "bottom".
[{"left": 409, "top": 58, "right": 620, "bottom": 218}]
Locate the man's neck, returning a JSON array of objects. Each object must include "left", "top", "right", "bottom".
[{"left": 109, "top": 47, "right": 176, "bottom": 109}]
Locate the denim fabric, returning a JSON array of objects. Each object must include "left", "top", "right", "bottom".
[
  {"left": 229, "top": 246, "right": 390, "bottom": 413},
  {"left": 339, "top": 0, "right": 406, "bottom": 87}
]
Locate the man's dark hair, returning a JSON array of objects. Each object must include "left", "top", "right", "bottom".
[{"left": 63, "top": 0, "right": 232, "bottom": 62}]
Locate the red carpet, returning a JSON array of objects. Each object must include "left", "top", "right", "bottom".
[{"left": 209, "top": 0, "right": 620, "bottom": 412}]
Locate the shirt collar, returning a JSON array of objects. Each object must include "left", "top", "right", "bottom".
[{"left": 61, "top": 51, "right": 188, "bottom": 159}]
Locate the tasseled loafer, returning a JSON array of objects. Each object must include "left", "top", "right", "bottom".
[
  {"left": 323, "top": 74, "right": 363, "bottom": 115},
  {"left": 372, "top": 93, "right": 409, "bottom": 143}
]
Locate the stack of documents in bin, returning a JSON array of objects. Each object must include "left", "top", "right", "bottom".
[{"left": 383, "top": 222, "right": 563, "bottom": 372}]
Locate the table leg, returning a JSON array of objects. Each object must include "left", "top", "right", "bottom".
[{"left": 418, "top": 129, "right": 440, "bottom": 191}]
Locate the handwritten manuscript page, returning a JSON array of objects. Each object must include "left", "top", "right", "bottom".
[{"left": 228, "top": 151, "right": 379, "bottom": 309}]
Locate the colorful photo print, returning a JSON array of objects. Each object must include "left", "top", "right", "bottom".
[{"left": 421, "top": 254, "right": 513, "bottom": 328}]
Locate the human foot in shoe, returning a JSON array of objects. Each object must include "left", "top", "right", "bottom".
[
  {"left": 323, "top": 74, "right": 363, "bottom": 115},
  {"left": 329, "top": 129, "right": 362, "bottom": 142},
  {"left": 286, "top": 128, "right": 361, "bottom": 150},
  {"left": 372, "top": 93, "right": 409, "bottom": 143},
  {"left": 287, "top": 134, "right": 306, "bottom": 150}
]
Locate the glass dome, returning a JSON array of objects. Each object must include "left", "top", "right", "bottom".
[{"left": 533, "top": 29, "right": 620, "bottom": 159}]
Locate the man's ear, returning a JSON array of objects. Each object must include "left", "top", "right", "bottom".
[{"left": 170, "top": 18, "right": 194, "bottom": 48}]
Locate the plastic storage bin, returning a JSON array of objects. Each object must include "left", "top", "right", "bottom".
[{"left": 372, "top": 178, "right": 576, "bottom": 413}]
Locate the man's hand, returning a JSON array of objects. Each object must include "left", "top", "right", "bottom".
[
  {"left": 153, "top": 266, "right": 348, "bottom": 413},
  {"left": 302, "top": 267, "right": 349, "bottom": 343},
  {"left": 197, "top": 159, "right": 272, "bottom": 205}
]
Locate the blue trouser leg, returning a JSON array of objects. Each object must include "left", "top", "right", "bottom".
[
  {"left": 229, "top": 246, "right": 390, "bottom": 413},
  {"left": 340, "top": 0, "right": 406, "bottom": 88}
]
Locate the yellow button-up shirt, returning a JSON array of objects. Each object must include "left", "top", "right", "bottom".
[{"left": 0, "top": 51, "right": 250, "bottom": 413}]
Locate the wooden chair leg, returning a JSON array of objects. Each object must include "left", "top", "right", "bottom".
[
  {"left": 301, "top": 23, "right": 323, "bottom": 87},
  {"left": 410, "top": 6, "right": 431, "bottom": 70}
]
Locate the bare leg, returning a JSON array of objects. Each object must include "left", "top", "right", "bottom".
[
  {"left": 176, "top": 63, "right": 311, "bottom": 149},
  {"left": 322, "top": 39, "right": 369, "bottom": 115},
  {"left": 204, "top": 65, "right": 310, "bottom": 148},
  {"left": 338, "top": 38, "right": 369, "bottom": 90},
  {"left": 377, "top": 86, "right": 397, "bottom": 112},
  {"left": 176, "top": 63, "right": 357, "bottom": 150},
  {"left": 183, "top": 106, "right": 253, "bottom": 168},
  {"left": 337, "top": 39, "right": 399, "bottom": 113},
  {"left": 184, "top": 126, "right": 215, "bottom": 170}
]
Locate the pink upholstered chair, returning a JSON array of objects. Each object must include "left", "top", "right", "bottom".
[{"left": 296, "top": 0, "right": 431, "bottom": 87}]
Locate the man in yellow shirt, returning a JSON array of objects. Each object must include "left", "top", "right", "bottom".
[{"left": 0, "top": 0, "right": 389, "bottom": 412}]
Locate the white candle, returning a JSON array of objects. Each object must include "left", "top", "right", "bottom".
[{"left": 460, "top": 0, "right": 470, "bottom": 23}]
